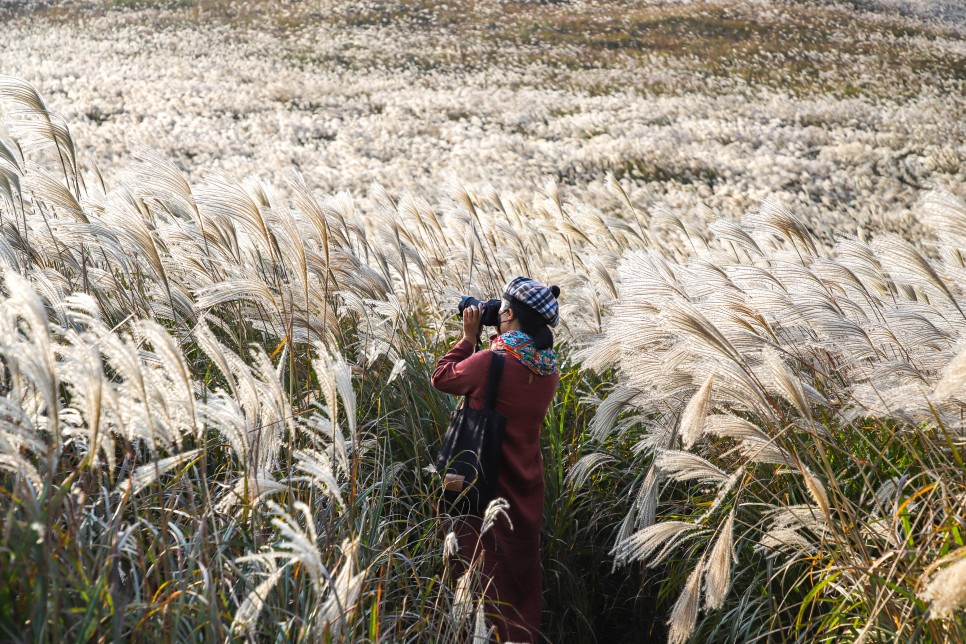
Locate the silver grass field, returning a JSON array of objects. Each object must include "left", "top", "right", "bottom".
[{"left": 1, "top": 1, "right": 965, "bottom": 642}]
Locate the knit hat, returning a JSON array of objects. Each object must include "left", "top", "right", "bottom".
[{"left": 501, "top": 277, "right": 561, "bottom": 327}]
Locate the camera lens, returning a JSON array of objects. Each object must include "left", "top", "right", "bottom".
[
  {"left": 457, "top": 296, "right": 501, "bottom": 326},
  {"left": 458, "top": 296, "right": 481, "bottom": 315}
]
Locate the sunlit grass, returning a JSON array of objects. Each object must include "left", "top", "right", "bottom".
[
  {"left": 0, "top": 1, "right": 965, "bottom": 637},
  {"left": 13, "top": 0, "right": 966, "bottom": 98}
]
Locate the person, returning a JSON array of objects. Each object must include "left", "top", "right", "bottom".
[{"left": 432, "top": 276, "right": 561, "bottom": 643}]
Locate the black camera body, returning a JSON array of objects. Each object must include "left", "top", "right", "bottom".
[{"left": 458, "top": 296, "right": 502, "bottom": 327}]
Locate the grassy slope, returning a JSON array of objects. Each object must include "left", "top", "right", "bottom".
[{"left": 14, "top": 0, "right": 966, "bottom": 99}]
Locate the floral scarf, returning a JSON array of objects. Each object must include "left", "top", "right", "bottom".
[{"left": 489, "top": 330, "right": 557, "bottom": 376}]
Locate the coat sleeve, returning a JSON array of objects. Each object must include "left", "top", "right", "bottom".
[{"left": 431, "top": 338, "right": 493, "bottom": 396}]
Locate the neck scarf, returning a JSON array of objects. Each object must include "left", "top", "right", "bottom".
[{"left": 490, "top": 330, "right": 558, "bottom": 376}]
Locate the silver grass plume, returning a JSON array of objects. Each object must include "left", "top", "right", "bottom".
[
  {"left": 733, "top": 434, "right": 797, "bottom": 468},
  {"left": 452, "top": 569, "right": 476, "bottom": 625},
  {"left": 758, "top": 505, "right": 829, "bottom": 556},
  {"left": 137, "top": 320, "right": 198, "bottom": 440},
  {"left": 872, "top": 233, "right": 966, "bottom": 321},
  {"left": 668, "top": 554, "right": 706, "bottom": 644},
  {"left": 443, "top": 531, "right": 460, "bottom": 559},
  {"left": 568, "top": 452, "right": 615, "bottom": 489},
  {"left": 707, "top": 217, "right": 764, "bottom": 259},
  {"left": 117, "top": 448, "right": 202, "bottom": 495},
  {"left": 800, "top": 466, "right": 831, "bottom": 519},
  {"left": 704, "top": 510, "right": 736, "bottom": 610},
  {"left": 588, "top": 385, "right": 638, "bottom": 441},
  {"left": 231, "top": 563, "right": 286, "bottom": 636},
  {"left": 922, "top": 189, "right": 966, "bottom": 247},
  {"left": 0, "top": 81, "right": 77, "bottom": 178},
  {"left": 661, "top": 303, "right": 746, "bottom": 372},
  {"left": 292, "top": 448, "right": 344, "bottom": 508},
  {"left": 0, "top": 453, "right": 43, "bottom": 493},
  {"left": 920, "top": 554, "right": 966, "bottom": 620},
  {"left": 762, "top": 348, "right": 811, "bottom": 420},
  {"left": 934, "top": 346, "right": 966, "bottom": 400},
  {"left": 481, "top": 497, "right": 513, "bottom": 534},
  {"left": 614, "top": 521, "right": 705, "bottom": 567},
  {"left": 0, "top": 387, "right": 45, "bottom": 458},
  {"left": 747, "top": 198, "right": 818, "bottom": 259},
  {"left": 697, "top": 466, "right": 744, "bottom": 522},
  {"left": 298, "top": 406, "right": 349, "bottom": 477},
  {"left": 610, "top": 464, "right": 662, "bottom": 574},
  {"left": 680, "top": 372, "right": 715, "bottom": 449},
  {"left": 193, "top": 278, "right": 278, "bottom": 313},
  {"left": 0, "top": 75, "right": 49, "bottom": 116},
  {"left": 195, "top": 172, "right": 277, "bottom": 255},
  {"left": 312, "top": 346, "right": 357, "bottom": 446},
  {"left": 654, "top": 450, "right": 728, "bottom": 485},
  {"left": 472, "top": 601, "right": 491, "bottom": 643},
  {"left": 129, "top": 144, "right": 196, "bottom": 217},
  {"left": 196, "top": 392, "right": 249, "bottom": 464},
  {"left": 704, "top": 413, "right": 770, "bottom": 442},
  {"left": 387, "top": 357, "right": 407, "bottom": 384},
  {"left": 216, "top": 473, "right": 287, "bottom": 513},
  {"left": 611, "top": 507, "right": 638, "bottom": 573},
  {"left": 58, "top": 297, "right": 111, "bottom": 471},
  {"left": 251, "top": 348, "right": 295, "bottom": 459},
  {"left": 633, "top": 414, "right": 681, "bottom": 455},
  {"left": 635, "top": 464, "right": 660, "bottom": 529},
  {"left": 315, "top": 537, "right": 364, "bottom": 640},
  {"left": 261, "top": 501, "right": 326, "bottom": 598},
  {"left": 0, "top": 126, "right": 24, "bottom": 173},
  {"left": 26, "top": 166, "right": 87, "bottom": 221},
  {"left": 192, "top": 322, "right": 268, "bottom": 464},
  {"left": 1, "top": 273, "right": 60, "bottom": 448}
]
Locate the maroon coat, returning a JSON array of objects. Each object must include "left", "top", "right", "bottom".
[{"left": 432, "top": 338, "right": 559, "bottom": 643}]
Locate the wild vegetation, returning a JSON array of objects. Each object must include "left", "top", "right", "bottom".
[
  {"left": 3, "top": 0, "right": 965, "bottom": 238},
  {"left": 1, "top": 0, "right": 965, "bottom": 641},
  {"left": 1, "top": 73, "right": 964, "bottom": 641}
]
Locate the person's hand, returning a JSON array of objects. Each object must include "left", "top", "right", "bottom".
[{"left": 462, "top": 304, "right": 482, "bottom": 344}]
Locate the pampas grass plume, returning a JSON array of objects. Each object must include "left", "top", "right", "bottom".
[
  {"left": 482, "top": 497, "right": 513, "bottom": 534},
  {"left": 668, "top": 554, "right": 705, "bottom": 644},
  {"left": 934, "top": 347, "right": 966, "bottom": 400},
  {"left": 704, "top": 510, "right": 735, "bottom": 610},
  {"left": 921, "top": 555, "right": 966, "bottom": 620},
  {"left": 681, "top": 372, "right": 714, "bottom": 449}
]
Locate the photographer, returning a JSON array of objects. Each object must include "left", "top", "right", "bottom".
[{"left": 432, "top": 277, "right": 561, "bottom": 643}]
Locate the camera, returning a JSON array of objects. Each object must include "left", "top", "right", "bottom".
[{"left": 458, "top": 296, "right": 502, "bottom": 327}]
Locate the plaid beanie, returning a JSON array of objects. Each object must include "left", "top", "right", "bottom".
[{"left": 502, "top": 276, "right": 561, "bottom": 327}]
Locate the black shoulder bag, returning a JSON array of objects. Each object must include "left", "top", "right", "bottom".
[{"left": 436, "top": 352, "right": 506, "bottom": 514}]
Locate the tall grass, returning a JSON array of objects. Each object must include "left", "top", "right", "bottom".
[
  {"left": 0, "top": 75, "right": 964, "bottom": 642},
  {"left": 579, "top": 196, "right": 966, "bottom": 641},
  {"left": 0, "top": 75, "right": 643, "bottom": 641}
]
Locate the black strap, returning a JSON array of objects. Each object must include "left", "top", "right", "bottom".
[
  {"left": 483, "top": 353, "right": 504, "bottom": 411},
  {"left": 457, "top": 352, "right": 504, "bottom": 411}
]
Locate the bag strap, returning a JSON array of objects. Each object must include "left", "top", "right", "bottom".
[
  {"left": 483, "top": 353, "right": 504, "bottom": 411},
  {"left": 455, "top": 352, "right": 504, "bottom": 411}
]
